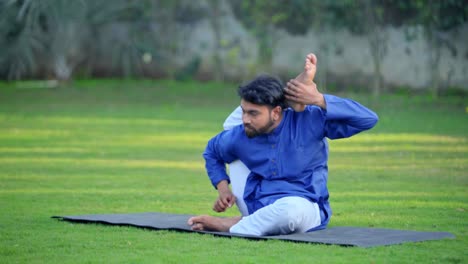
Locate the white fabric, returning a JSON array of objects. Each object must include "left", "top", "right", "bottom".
[
  {"left": 223, "top": 106, "right": 242, "bottom": 130},
  {"left": 229, "top": 196, "right": 321, "bottom": 236},
  {"left": 223, "top": 106, "right": 250, "bottom": 216},
  {"left": 227, "top": 160, "right": 250, "bottom": 216}
]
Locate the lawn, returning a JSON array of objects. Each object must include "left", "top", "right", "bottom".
[{"left": 0, "top": 79, "right": 466, "bottom": 263}]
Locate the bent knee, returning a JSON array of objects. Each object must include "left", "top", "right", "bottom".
[{"left": 272, "top": 197, "right": 320, "bottom": 234}]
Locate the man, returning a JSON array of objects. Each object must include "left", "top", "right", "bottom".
[
  {"left": 188, "top": 53, "right": 378, "bottom": 236},
  {"left": 222, "top": 54, "right": 321, "bottom": 217}
]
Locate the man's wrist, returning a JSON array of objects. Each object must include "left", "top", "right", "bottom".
[
  {"left": 294, "top": 104, "right": 306, "bottom": 112},
  {"left": 315, "top": 93, "right": 326, "bottom": 109},
  {"left": 288, "top": 101, "right": 306, "bottom": 112},
  {"left": 216, "top": 180, "right": 229, "bottom": 191}
]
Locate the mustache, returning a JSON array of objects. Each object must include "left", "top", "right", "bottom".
[{"left": 244, "top": 124, "right": 253, "bottom": 129}]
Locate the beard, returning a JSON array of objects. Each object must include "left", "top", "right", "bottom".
[{"left": 244, "top": 118, "right": 275, "bottom": 138}]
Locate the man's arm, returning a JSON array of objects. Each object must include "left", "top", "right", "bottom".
[
  {"left": 203, "top": 132, "right": 237, "bottom": 187},
  {"left": 323, "top": 94, "right": 378, "bottom": 139},
  {"left": 285, "top": 80, "right": 378, "bottom": 139},
  {"left": 203, "top": 131, "right": 238, "bottom": 211}
]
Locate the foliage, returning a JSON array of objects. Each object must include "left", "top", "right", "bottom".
[
  {"left": 0, "top": 0, "right": 205, "bottom": 81},
  {"left": 228, "top": 0, "right": 325, "bottom": 69},
  {"left": 229, "top": 1, "right": 280, "bottom": 68},
  {"left": 0, "top": 0, "right": 46, "bottom": 79},
  {"left": 315, "top": 0, "right": 467, "bottom": 96},
  {"left": 0, "top": 0, "right": 467, "bottom": 87},
  {"left": 398, "top": 0, "right": 468, "bottom": 97},
  {"left": 229, "top": 0, "right": 467, "bottom": 95},
  {"left": 0, "top": 0, "right": 148, "bottom": 80}
]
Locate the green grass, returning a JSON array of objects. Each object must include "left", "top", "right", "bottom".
[{"left": 0, "top": 79, "right": 467, "bottom": 263}]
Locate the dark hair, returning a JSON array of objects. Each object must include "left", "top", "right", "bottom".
[{"left": 237, "top": 74, "right": 288, "bottom": 109}]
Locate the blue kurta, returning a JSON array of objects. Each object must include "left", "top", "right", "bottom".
[{"left": 203, "top": 94, "right": 378, "bottom": 230}]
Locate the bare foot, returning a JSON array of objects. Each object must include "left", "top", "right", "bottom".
[
  {"left": 295, "top": 53, "right": 317, "bottom": 85},
  {"left": 287, "top": 53, "right": 318, "bottom": 111},
  {"left": 187, "top": 215, "right": 242, "bottom": 232}
]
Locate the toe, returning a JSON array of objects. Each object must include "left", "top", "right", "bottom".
[
  {"left": 192, "top": 223, "right": 204, "bottom": 231},
  {"left": 187, "top": 217, "right": 195, "bottom": 225}
]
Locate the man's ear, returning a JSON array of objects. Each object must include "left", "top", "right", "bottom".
[{"left": 272, "top": 106, "right": 282, "bottom": 120}]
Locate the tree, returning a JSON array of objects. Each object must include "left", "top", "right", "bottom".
[
  {"left": 323, "top": 0, "right": 396, "bottom": 97},
  {"left": 408, "top": 0, "right": 468, "bottom": 97},
  {"left": 325, "top": 0, "right": 467, "bottom": 96},
  {"left": 0, "top": 0, "right": 48, "bottom": 80},
  {"left": 0, "top": 0, "right": 142, "bottom": 80},
  {"left": 229, "top": 1, "right": 313, "bottom": 71},
  {"left": 208, "top": 0, "right": 224, "bottom": 81},
  {"left": 0, "top": 0, "right": 187, "bottom": 81}
]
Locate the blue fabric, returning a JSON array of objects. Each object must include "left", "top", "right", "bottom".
[{"left": 203, "top": 94, "right": 378, "bottom": 230}]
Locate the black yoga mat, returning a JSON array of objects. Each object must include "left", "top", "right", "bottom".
[{"left": 53, "top": 212, "right": 454, "bottom": 248}]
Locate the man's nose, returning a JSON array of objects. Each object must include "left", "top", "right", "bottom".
[{"left": 242, "top": 115, "right": 251, "bottom": 124}]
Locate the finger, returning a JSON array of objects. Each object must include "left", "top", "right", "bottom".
[
  {"left": 213, "top": 199, "right": 221, "bottom": 211},
  {"left": 218, "top": 199, "right": 228, "bottom": 210},
  {"left": 290, "top": 79, "right": 300, "bottom": 85},
  {"left": 227, "top": 195, "right": 236, "bottom": 208},
  {"left": 287, "top": 87, "right": 302, "bottom": 98},
  {"left": 213, "top": 203, "right": 220, "bottom": 212},
  {"left": 213, "top": 204, "right": 225, "bottom": 212},
  {"left": 216, "top": 200, "right": 226, "bottom": 212},
  {"left": 286, "top": 82, "right": 298, "bottom": 93},
  {"left": 217, "top": 203, "right": 226, "bottom": 212},
  {"left": 286, "top": 94, "right": 306, "bottom": 104},
  {"left": 293, "top": 81, "right": 307, "bottom": 93},
  {"left": 220, "top": 197, "right": 230, "bottom": 208},
  {"left": 285, "top": 94, "right": 300, "bottom": 103},
  {"left": 285, "top": 88, "right": 296, "bottom": 98}
]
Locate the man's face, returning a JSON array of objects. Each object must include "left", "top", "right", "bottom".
[{"left": 240, "top": 99, "right": 277, "bottom": 138}]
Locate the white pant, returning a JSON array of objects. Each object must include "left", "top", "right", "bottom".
[
  {"left": 228, "top": 160, "right": 250, "bottom": 216},
  {"left": 229, "top": 196, "right": 321, "bottom": 236},
  {"left": 228, "top": 161, "right": 321, "bottom": 236}
]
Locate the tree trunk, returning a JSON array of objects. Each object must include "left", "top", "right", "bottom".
[
  {"left": 208, "top": 0, "right": 224, "bottom": 81},
  {"left": 257, "top": 25, "right": 274, "bottom": 72},
  {"left": 364, "top": 1, "right": 386, "bottom": 97},
  {"left": 368, "top": 30, "right": 386, "bottom": 97},
  {"left": 427, "top": 29, "right": 441, "bottom": 99}
]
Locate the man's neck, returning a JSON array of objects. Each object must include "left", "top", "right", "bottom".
[{"left": 266, "top": 113, "right": 283, "bottom": 134}]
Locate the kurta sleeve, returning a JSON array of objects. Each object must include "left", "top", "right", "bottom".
[
  {"left": 323, "top": 94, "right": 379, "bottom": 139},
  {"left": 203, "top": 130, "right": 238, "bottom": 189}
]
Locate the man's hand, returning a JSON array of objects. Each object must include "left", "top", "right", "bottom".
[
  {"left": 286, "top": 53, "right": 319, "bottom": 112},
  {"left": 285, "top": 80, "right": 326, "bottom": 110},
  {"left": 213, "top": 180, "right": 236, "bottom": 212}
]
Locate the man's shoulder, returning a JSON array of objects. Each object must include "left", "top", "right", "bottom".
[{"left": 221, "top": 124, "right": 245, "bottom": 138}]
